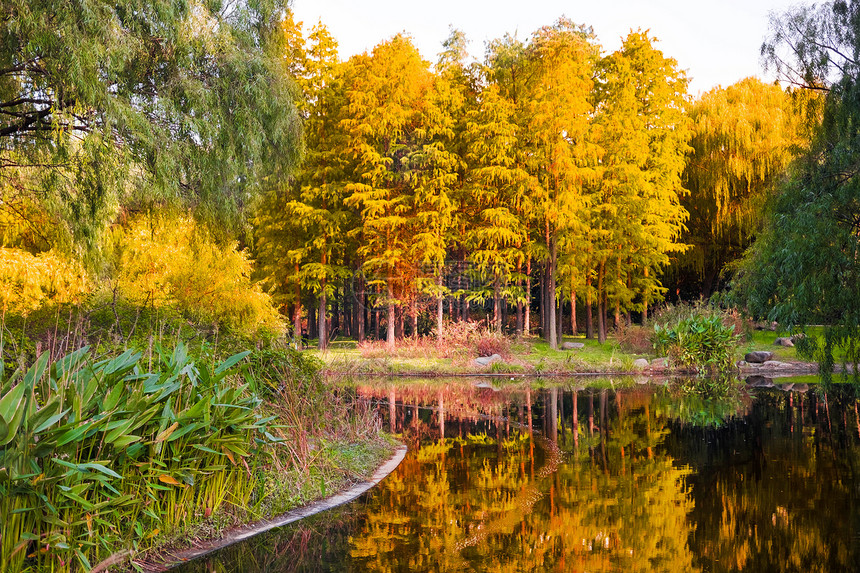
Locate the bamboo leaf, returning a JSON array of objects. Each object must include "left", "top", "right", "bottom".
[
  {"left": 155, "top": 422, "right": 179, "bottom": 443},
  {"left": 215, "top": 351, "right": 251, "bottom": 376},
  {"left": 157, "top": 474, "right": 183, "bottom": 486},
  {"left": 33, "top": 408, "right": 70, "bottom": 434}
]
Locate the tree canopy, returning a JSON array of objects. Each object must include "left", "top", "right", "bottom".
[
  {"left": 734, "top": 0, "right": 860, "bottom": 379},
  {"left": 0, "top": 0, "right": 302, "bottom": 259}
]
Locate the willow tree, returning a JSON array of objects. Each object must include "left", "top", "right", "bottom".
[
  {"left": 734, "top": 0, "right": 860, "bottom": 381},
  {"left": 679, "top": 78, "right": 803, "bottom": 295},
  {"left": 591, "top": 31, "right": 692, "bottom": 340},
  {"left": 0, "top": 0, "right": 302, "bottom": 260},
  {"left": 522, "top": 19, "right": 598, "bottom": 348},
  {"left": 342, "top": 36, "right": 457, "bottom": 349}
]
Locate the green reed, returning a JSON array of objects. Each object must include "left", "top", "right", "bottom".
[{"left": 0, "top": 344, "right": 276, "bottom": 572}]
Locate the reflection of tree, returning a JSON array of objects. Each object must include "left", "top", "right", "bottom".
[
  {"left": 177, "top": 383, "right": 860, "bottom": 573},
  {"left": 669, "top": 389, "right": 860, "bottom": 572},
  {"left": 347, "top": 384, "right": 698, "bottom": 572}
]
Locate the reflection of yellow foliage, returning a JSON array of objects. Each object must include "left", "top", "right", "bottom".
[
  {"left": 113, "top": 217, "right": 282, "bottom": 333},
  {"left": 0, "top": 248, "right": 90, "bottom": 314}
]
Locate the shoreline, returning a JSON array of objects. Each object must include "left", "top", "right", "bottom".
[
  {"left": 323, "top": 360, "right": 822, "bottom": 379},
  {"left": 136, "top": 445, "right": 408, "bottom": 572}
]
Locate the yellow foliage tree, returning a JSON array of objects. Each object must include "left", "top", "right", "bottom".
[{"left": 112, "top": 217, "right": 282, "bottom": 335}]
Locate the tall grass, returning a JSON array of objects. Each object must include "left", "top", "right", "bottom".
[{"left": 0, "top": 344, "right": 275, "bottom": 572}]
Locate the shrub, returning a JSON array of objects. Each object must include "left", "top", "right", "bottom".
[
  {"left": 614, "top": 323, "right": 653, "bottom": 354},
  {"left": 475, "top": 332, "right": 511, "bottom": 358},
  {"left": 653, "top": 313, "right": 739, "bottom": 374}
]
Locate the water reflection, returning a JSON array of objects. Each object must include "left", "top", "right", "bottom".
[{"left": 174, "top": 379, "right": 860, "bottom": 573}]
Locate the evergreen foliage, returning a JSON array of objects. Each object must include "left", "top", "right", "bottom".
[{"left": 734, "top": 0, "right": 860, "bottom": 381}]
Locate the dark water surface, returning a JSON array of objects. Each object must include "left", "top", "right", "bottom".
[{"left": 174, "top": 379, "right": 860, "bottom": 572}]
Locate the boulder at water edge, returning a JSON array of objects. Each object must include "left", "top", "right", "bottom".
[
  {"left": 632, "top": 358, "right": 650, "bottom": 369},
  {"left": 745, "top": 351, "right": 774, "bottom": 363},
  {"left": 475, "top": 354, "right": 502, "bottom": 366}
]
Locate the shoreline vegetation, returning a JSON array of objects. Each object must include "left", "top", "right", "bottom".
[
  {"left": 0, "top": 300, "right": 838, "bottom": 573},
  {"left": 0, "top": 338, "right": 395, "bottom": 573}
]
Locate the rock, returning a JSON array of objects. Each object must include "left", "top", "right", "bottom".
[
  {"left": 651, "top": 357, "right": 669, "bottom": 367},
  {"left": 762, "top": 360, "right": 784, "bottom": 368},
  {"left": 779, "top": 383, "right": 795, "bottom": 392},
  {"left": 474, "top": 353, "right": 502, "bottom": 366},
  {"left": 745, "top": 351, "right": 774, "bottom": 364},
  {"left": 632, "top": 358, "right": 650, "bottom": 369},
  {"left": 746, "top": 375, "right": 775, "bottom": 387},
  {"left": 561, "top": 342, "right": 585, "bottom": 350},
  {"left": 793, "top": 383, "right": 810, "bottom": 393},
  {"left": 774, "top": 337, "right": 795, "bottom": 347}
]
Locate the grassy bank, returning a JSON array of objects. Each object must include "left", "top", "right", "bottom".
[
  {"left": 312, "top": 329, "right": 803, "bottom": 377},
  {"left": 0, "top": 343, "right": 393, "bottom": 573}
]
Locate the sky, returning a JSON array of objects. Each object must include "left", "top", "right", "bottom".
[{"left": 289, "top": 0, "right": 800, "bottom": 96}]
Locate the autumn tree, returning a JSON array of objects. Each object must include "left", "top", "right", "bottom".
[
  {"left": 463, "top": 84, "right": 531, "bottom": 332},
  {"left": 484, "top": 35, "right": 536, "bottom": 335},
  {"left": 342, "top": 36, "right": 457, "bottom": 349},
  {"left": 591, "top": 31, "right": 692, "bottom": 341},
  {"left": 734, "top": 0, "right": 860, "bottom": 381},
  {"left": 521, "top": 19, "right": 598, "bottom": 348}
]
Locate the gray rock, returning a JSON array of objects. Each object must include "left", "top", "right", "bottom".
[
  {"left": 793, "top": 383, "right": 810, "bottom": 393},
  {"left": 632, "top": 358, "right": 650, "bottom": 369},
  {"left": 474, "top": 353, "right": 502, "bottom": 366},
  {"left": 745, "top": 351, "right": 774, "bottom": 363},
  {"left": 561, "top": 342, "right": 585, "bottom": 350},
  {"left": 779, "top": 383, "right": 795, "bottom": 392},
  {"left": 774, "top": 337, "right": 795, "bottom": 347},
  {"left": 651, "top": 357, "right": 669, "bottom": 367}
]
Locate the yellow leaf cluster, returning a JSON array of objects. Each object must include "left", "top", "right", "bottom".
[
  {"left": 0, "top": 248, "right": 90, "bottom": 315},
  {"left": 113, "top": 217, "right": 282, "bottom": 334}
]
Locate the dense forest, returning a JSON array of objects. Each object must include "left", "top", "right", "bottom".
[
  {"left": 0, "top": 0, "right": 845, "bottom": 355},
  {"left": 256, "top": 14, "right": 804, "bottom": 350}
]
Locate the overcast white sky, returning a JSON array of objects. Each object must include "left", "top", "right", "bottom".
[{"left": 289, "top": 0, "right": 801, "bottom": 96}]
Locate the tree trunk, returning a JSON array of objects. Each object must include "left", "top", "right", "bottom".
[
  {"left": 586, "top": 276, "right": 593, "bottom": 339},
  {"left": 309, "top": 301, "right": 317, "bottom": 340},
  {"left": 570, "top": 287, "right": 577, "bottom": 336},
  {"left": 357, "top": 273, "right": 366, "bottom": 343},
  {"left": 411, "top": 296, "right": 418, "bottom": 339},
  {"left": 293, "top": 301, "right": 302, "bottom": 351},
  {"left": 524, "top": 258, "right": 531, "bottom": 336},
  {"left": 318, "top": 286, "right": 327, "bottom": 351},
  {"left": 598, "top": 261, "right": 606, "bottom": 344},
  {"left": 396, "top": 305, "right": 404, "bottom": 340},
  {"left": 515, "top": 274, "right": 523, "bottom": 336},
  {"left": 386, "top": 279, "right": 395, "bottom": 349},
  {"left": 493, "top": 275, "right": 502, "bottom": 332},
  {"left": 548, "top": 238, "right": 558, "bottom": 350},
  {"left": 294, "top": 267, "right": 302, "bottom": 350},
  {"left": 437, "top": 273, "right": 444, "bottom": 338}
]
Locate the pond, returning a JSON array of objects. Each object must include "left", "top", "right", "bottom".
[{"left": 173, "top": 378, "right": 860, "bottom": 572}]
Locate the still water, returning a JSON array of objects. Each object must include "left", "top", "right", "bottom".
[{"left": 175, "top": 378, "right": 860, "bottom": 572}]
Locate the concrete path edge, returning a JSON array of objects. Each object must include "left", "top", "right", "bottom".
[{"left": 143, "top": 444, "right": 408, "bottom": 571}]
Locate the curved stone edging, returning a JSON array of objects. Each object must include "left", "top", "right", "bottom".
[{"left": 142, "top": 445, "right": 408, "bottom": 572}]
